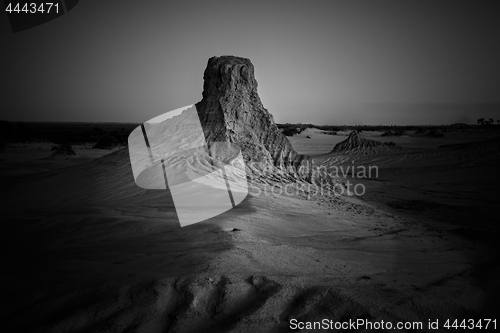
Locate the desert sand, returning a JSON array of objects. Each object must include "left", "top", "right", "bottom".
[{"left": 1, "top": 126, "right": 499, "bottom": 332}]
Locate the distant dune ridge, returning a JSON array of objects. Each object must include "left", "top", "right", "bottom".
[{"left": 195, "top": 56, "right": 313, "bottom": 181}]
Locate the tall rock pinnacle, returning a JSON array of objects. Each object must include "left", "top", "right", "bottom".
[{"left": 195, "top": 56, "right": 312, "bottom": 179}]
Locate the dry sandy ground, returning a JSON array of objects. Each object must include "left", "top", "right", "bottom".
[{"left": 1, "top": 131, "right": 499, "bottom": 332}]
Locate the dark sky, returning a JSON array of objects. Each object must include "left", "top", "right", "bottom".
[{"left": 1, "top": 0, "right": 499, "bottom": 125}]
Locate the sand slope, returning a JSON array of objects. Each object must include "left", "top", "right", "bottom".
[{"left": 1, "top": 132, "right": 500, "bottom": 332}]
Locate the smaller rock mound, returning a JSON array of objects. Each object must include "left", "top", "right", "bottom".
[
  {"left": 330, "top": 132, "right": 403, "bottom": 155},
  {"left": 46, "top": 143, "right": 78, "bottom": 159},
  {"left": 381, "top": 129, "right": 404, "bottom": 137},
  {"left": 412, "top": 128, "right": 445, "bottom": 138}
]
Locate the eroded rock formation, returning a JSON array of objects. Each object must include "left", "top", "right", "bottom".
[
  {"left": 331, "top": 132, "right": 403, "bottom": 155},
  {"left": 195, "top": 56, "right": 312, "bottom": 180}
]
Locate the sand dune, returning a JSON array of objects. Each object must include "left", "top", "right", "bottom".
[{"left": 2, "top": 128, "right": 500, "bottom": 332}]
